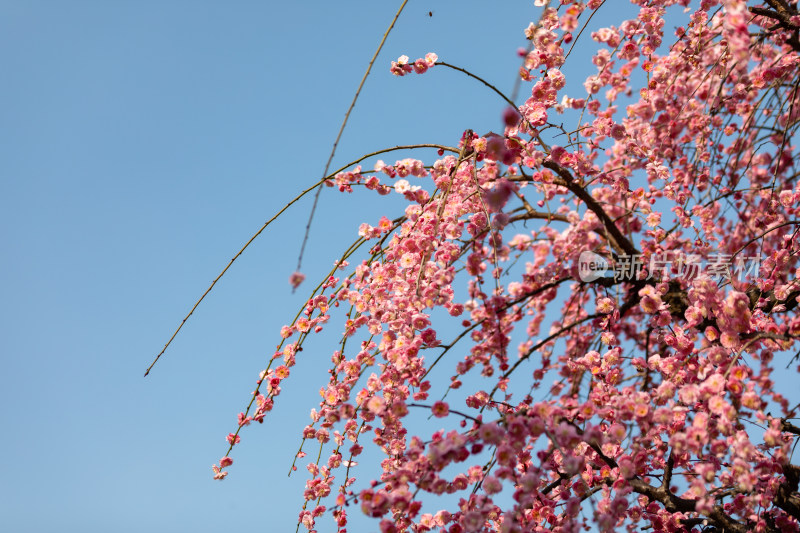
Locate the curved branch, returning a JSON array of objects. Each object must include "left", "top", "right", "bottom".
[
  {"left": 543, "top": 160, "right": 639, "bottom": 256},
  {"left": 298, "top": 0, "right": 410, "bottom": 272},
  {"left": 436, "top": 61, "right": 519, "bottom": 111},
  {"left": 146, "top": 143, "right": 458, "bottom": 376}
]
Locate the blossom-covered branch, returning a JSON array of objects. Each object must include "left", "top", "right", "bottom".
[{"left": 160, "top": 1, "right": 800, "bottom": 531}]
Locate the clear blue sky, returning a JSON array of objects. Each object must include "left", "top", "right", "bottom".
[{"left": 0, "top": 2, "right": 550, "bottom": 531}]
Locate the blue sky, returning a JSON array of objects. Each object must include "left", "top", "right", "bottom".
[{"left": 0, "top": 2, "right": 548, "bottom": 531}]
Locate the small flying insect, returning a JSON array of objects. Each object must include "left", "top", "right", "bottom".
[{"left": 428, "top": 10, "right": 433, "bottom": 17}]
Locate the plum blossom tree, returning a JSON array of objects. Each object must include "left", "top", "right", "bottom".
[{"left": 152, "top": 0, "right": 800, "bottom": 531}]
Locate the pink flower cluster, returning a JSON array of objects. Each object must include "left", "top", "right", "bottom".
[
  {"left": 390, "top": 53, "right": 438, "bottom": 76},
  {"left": 206, "top": 1, "right": 800, "bottom": 531}
]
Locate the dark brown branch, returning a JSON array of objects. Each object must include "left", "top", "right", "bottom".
[
  {"left": 776, "top": 463, "right": 800, "bottom": 520},
  {"left": 542, "top": 161, "right": 639, "bottom": 256},
  {"left": 541, "top": 471, "right": 569, "bottom": 494},
  {"left": 749, "top": 0, "right": 800, "bottom": 53},
  {"left": 585, "top": 434, "right": 759, "bottom": 531},
  {"left": 509, "top": 208, "right": 569, "bottom": 224},
  {"left": 782, "top": 419, "right": 800, "bottom": 436},
  {"left": 762, "top": 0, "right": 799, "bottom": 28},
  {"left": 628, "top": 479, "right": 751, "bottom": 533},
  {"left": 662, "top": 453, "right": 674, "bottom": 491}
]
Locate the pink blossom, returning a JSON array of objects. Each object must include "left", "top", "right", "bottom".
[
  {"left": 638, "top": 286, "right": 663, "bottom": 314},
  {"left": 596, "top": 297, "right": 615, "bottom": 314},
  {"left": 212, "top": 464, "right": 228, "bottom": 480},
  {"left": 431, "top": 401, "right": 449, "bottom": 418},
  {"left": 483, "top": 179, "right": 515, "bottom": 211},
  {"left": 366, "top": 395, "right": 385, "bottom": 415},
  {"left": 399, "top": 252, "right": 416, "bottom": 269},
  {"left": 521, "top": 100, "right": 548, "bottom": 126},
  {"left": 502, "top": 106, "right": 520, "bottom": 127},
  {"left": 394, "top": 179, "right": 410, "bottom": 193},
  {"left": 482, "top": 475, "right": 502, "bottom": 494},
  {"left": 390, "top": 55, "right": 412, "bottom": 76},
  {"left": 610, "top": 123, "right": 627, "bottom": 140},
  {"left": 289, "top": 271, "right": 305, "bottom": 289}
]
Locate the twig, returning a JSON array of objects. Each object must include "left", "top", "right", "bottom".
[
  {"left": 297, "top": 0, "right": 410, "bottom": 273},
  {"left": 145, "top": 143, "right": 455, "bottom": 376}
]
